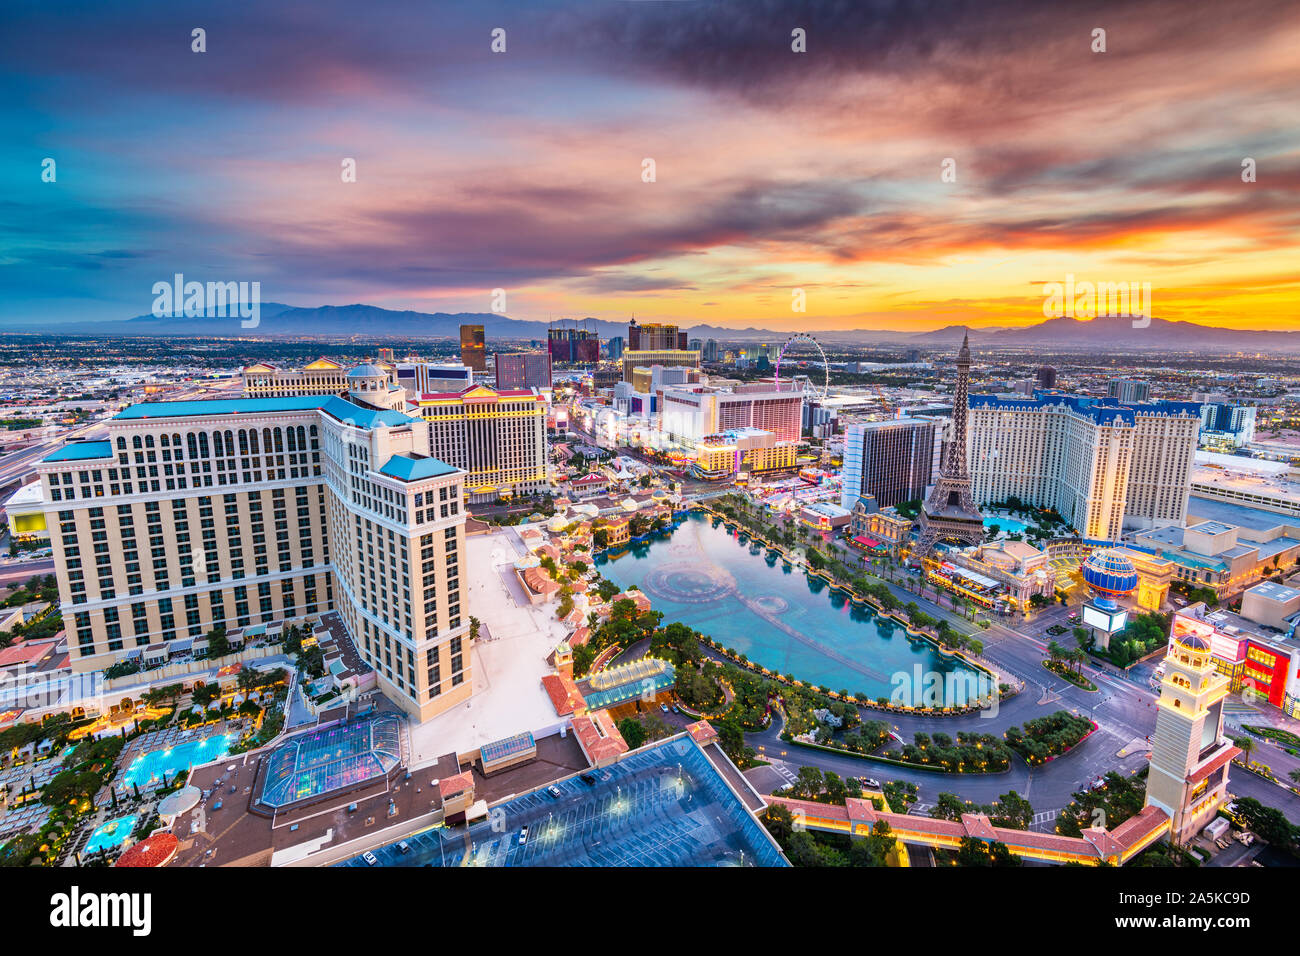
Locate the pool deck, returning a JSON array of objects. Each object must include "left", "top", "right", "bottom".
[{"left": 164, "top": 731, "right": 591, "bottom": 867}]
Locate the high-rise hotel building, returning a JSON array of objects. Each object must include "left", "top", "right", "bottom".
[
  {"left": 411, "top": 385, "right": 549, "bottom": 503},
  {"left": 36, "top": 389, "right": 472, "bottom": 723},
  {"left": 840, "top": 418, "right": 937, "bottom": 511},
  {"left": 967, "top": 393, "right": 1201, "bottom": 540}
]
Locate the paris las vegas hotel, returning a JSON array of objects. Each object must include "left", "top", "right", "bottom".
[{"left": 32, "top": 361, "right": 546, "bottom": 723}]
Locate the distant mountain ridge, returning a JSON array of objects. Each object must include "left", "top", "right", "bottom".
[{"left": 14, "top": 303, "right": 1300, "bottom": 351}]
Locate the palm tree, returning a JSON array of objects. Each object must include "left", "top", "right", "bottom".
[{"left": 1235, "top": 736, "right": 1255, "bottom": 767}]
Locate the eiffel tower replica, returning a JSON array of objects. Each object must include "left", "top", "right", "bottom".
[{"left": 915, "top": 330, "right": 985, "bottom": 554}]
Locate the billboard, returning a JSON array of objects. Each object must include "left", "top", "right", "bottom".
[{"left": 1083, "top": 604, "right": 1128, "bottom": 633}]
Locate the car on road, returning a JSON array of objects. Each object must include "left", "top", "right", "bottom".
[
  {"left": 864, "top": 778, "right": 882, "bottom": 790},
  {"left": 546, "top": 785, "right": 562, "bottom": 799},
  {"left": 362, "top": 851, "right": 379, "bottom": 866},
  {"left": 660, "top": 704, "right": 669, "bottom": 713},
  {"left": 518, "top": 826, "right": 529, "bottom": 846}
]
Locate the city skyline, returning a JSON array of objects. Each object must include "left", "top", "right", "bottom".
[{"left": 4, "top": 0, "right": 1299, "bottom": 331}]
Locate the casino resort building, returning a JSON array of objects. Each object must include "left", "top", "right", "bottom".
[{"left": 35, "top": 381, "right": 472, "bottom": 724}]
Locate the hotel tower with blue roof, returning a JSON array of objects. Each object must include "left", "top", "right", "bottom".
[{"left": 34, "top": 377, "right": 474, "bottom": 722}]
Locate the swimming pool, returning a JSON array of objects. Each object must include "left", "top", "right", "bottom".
[
  {"left": 984, "top": 514, "right": 1028, "bottom": 535},
  {"left": 85, "top": 814, "right": 138, "bottom": 853},
  {"left": 596, "top": 512, "right": 987, "bottom": 704},
  {"left": 119, "top": 734, "right": 233, "bottom": 791}
]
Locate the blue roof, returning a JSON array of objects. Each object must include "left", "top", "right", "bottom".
[
  {"left": 378, "top": 454, "right": 458, "bottom": 482},
  {"left": 112, "top": 396, "right": 417, "bottom": 429},
  {"left": 43, "top": 440, "right": 113, "bottom": 462},
  {"left": 968, "top": 392, "right": 1202, "bottom": 427}
]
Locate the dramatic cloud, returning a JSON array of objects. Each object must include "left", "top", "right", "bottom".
[{"left": 2, "top": 0, "right": 1298, "bottom": 329}]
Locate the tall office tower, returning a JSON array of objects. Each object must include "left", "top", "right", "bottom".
[
  {"left": 678, "top": 331, "right": 689, "bottom": 350},
  {"left": 840, "top": 419, "right": 937, "bottom": 511},
  {"left": 37, "top": 394, "right": 471, "bottom": 722},
  {"left": 606, "top": 336, "right": 624, "bottom": 361},
  {"left": 1144, "top": 624, "right": 1239, "bottom": 844},
  {"left": 702, "top": 339, "right": 719, "bottom": 362},
  {"left": 916, "top": 332, "right": 986, "bottom": 553},
  {"left": 494, "top": 350, "right": 552, "bottom": 390},
  {"left": 547, "top": 327, "right": 599, "bottom": 363},
  {"left": 1035, "top": 365, "right": 1058, "bottom": 389},
  {"left": 968, "top": 393, "right": 1200, "bottom": 539},
  {"left": 378, "top": 348, "right": 396, "bottom": 364},
  {"left": 412, "top": 385, "right": 548, "bottom": 502},
  {"left": 688, "top": 338, "right": 703, "bottom": 352},
  {"left": 459, "top": 324, "right": 487, "bottom": 372},
  {"left": 1108, "top": 379, "right": 1151, "bottom": 403}
]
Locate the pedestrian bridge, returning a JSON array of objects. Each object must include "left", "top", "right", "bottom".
[{"left": 766, "top": 794, "right": 1169, "bottom": 866}]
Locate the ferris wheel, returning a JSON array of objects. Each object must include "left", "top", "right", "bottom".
[{"left": 773, "top": 333, "right": 830, "bottom": 403}]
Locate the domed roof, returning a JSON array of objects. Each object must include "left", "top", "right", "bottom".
[
  {"left": 1175, "top": 632, "right": 1211, "bottom": 652},
  {"left": 1081, "top": 548, "right": 1138, "bottom": 595},
  {"left": 347, "top": 364, "right": 385, "bottom": 378}
]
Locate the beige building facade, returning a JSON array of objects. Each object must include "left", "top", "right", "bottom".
[{"left": 37, "top": 393, "right": 471, "bottom": 723}]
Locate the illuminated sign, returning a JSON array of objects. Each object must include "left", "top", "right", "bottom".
[{"left": 1083, "top": 604, "right": 1128, "bottom": 632}]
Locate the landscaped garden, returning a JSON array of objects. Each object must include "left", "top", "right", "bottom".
[{"left": 1004, "top": 711, "right": 1096, "bottom": 765}]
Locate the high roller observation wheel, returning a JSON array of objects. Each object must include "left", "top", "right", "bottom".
[{"left": 772, "top": 333, "right": 830, "bottom": 402}]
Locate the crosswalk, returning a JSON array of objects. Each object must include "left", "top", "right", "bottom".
[{"left": 1031, "top": 809, "right": 1059, "bottom": 830}]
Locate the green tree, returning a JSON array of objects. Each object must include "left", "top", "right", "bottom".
[{"left": 616, "top": 717, "right": 647, "bottom": 750}]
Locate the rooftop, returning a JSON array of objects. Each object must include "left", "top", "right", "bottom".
[
  {"left": 111, "top": 395, "right": 417, "bottom": 429},
  {"left": 340, "top": 735, "right": 787, "bottom": 867},
  {"left": 42, "top": 440, "right": 113, "bottom": 462},
  {"left": 1188, "top": 520, "right": 1236, "bottom": 536},
  {"left": 1247, "top": 580, "right": 1300, "bottom": 603},
  {"left": 377, "top": 453, "right": 458, "bottom": 482}
]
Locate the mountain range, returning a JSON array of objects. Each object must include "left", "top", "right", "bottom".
[{"left": 13, "top": 304, "right": 1300, "bottom": 351}]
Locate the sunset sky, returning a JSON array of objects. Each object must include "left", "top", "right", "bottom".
[{"left": 3, "top": 0, "right": 1299, "bottom": 331}]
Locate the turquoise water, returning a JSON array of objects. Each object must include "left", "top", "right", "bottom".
[
  {"left": 595, "top": 512, "right": 987, "bottom": 704},
  {"left": 120, "top": 734, "right": 232, "bottom": 790},
  {"left": 985, "top": 514, "right": 1028, "bottom": 535},
  {"left": 86, "top": 814, "right": 138, "bottom": 853}
]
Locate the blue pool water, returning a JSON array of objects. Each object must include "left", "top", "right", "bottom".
[
  {"left": 119, "top": 734, "right": 232, "bottom": 790},
  {"left": 85, "top": 814, "right": 138, "bottom": 853},
  {"left": 984, "top": 514, "right": 1028, "bottom": 535},
  {"left": 596, "top": 512, "right": 986, "bottom": 704}
]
